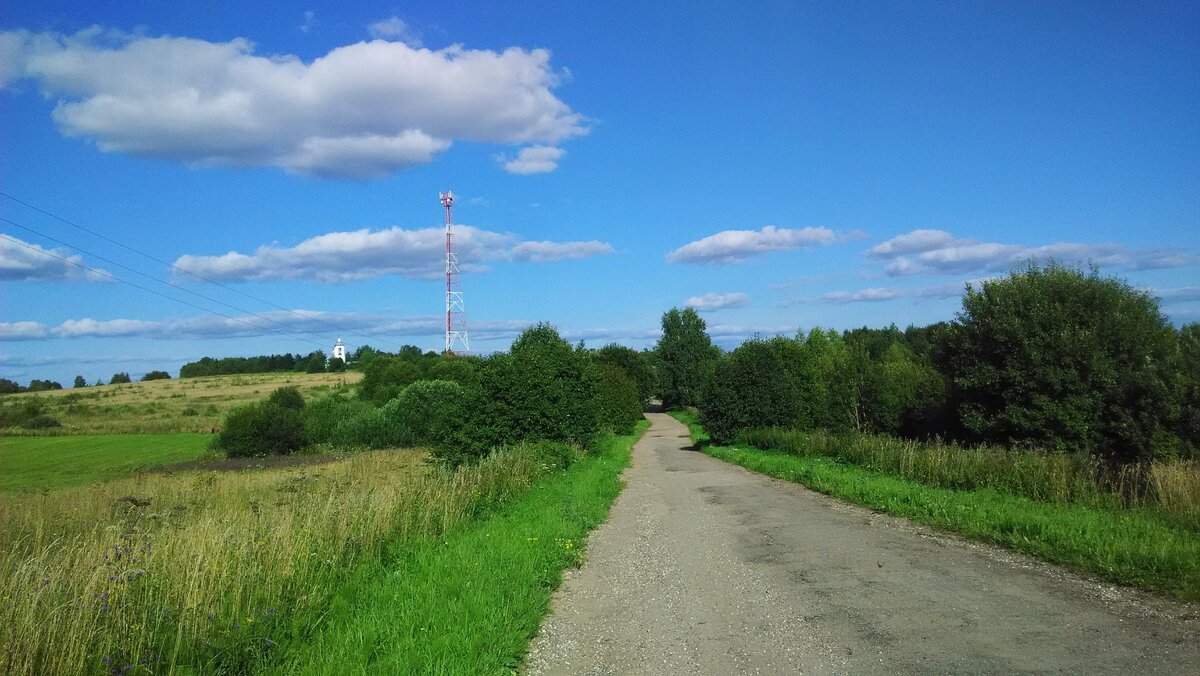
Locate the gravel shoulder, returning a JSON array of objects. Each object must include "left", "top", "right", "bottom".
[{"left": 523, "top": 412, "right": 1199, "bottom": 674}]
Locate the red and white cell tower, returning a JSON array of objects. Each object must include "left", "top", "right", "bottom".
[{"left": 441, "top": 191, "right": 469, "bottom": 355}]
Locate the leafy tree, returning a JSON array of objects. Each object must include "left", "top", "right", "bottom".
[
  {"left": 866, "top": 343, "right": 946, "bottom": 437},
  {"left": 945, "top": 262, "right": 1180, "bottom": 461},
  {"left": 109, "top": 373, "right": 132, "bottom": 385},
  {"left": 1175, "top": 323, "right": 1200, "bottom": 455},
  {"left": 26, "top": 379, "right": 63, "bottom": 392},
  {"left": 655, "top": 308, "right": 718, "bottom": 408},
  {"left": 700, "top": 339, "right": 801, "bottom": 443},
  {"left": 595, "top": 344, "right": 656, "bottom": 406},
  {"left": 140, "top": 370, "right": 171, "bottom": 381},
  {"left": 298, "top": 350, "right": 327, "bottom": 374},
  {"left": 359, "top": 356, "right": 422, "bottom": 403},
  {"left": 94, "top": 378, "right": 105, "bottom": 387},
  {"left": 0, "top": 379, "right": 22, "bottom": 394},
  {"left": 327, "top": 357, "right": 346, "bottom": 373},
  {"left": 73, "top": 375, "right": 88, "bottom": 388}
]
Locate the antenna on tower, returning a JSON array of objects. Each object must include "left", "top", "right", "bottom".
[{"left": 442, "top": 191, "right": 469, "bottom": 355}]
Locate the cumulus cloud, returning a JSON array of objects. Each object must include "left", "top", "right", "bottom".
[
  {"left": 684, "top": 292, "right": 749, "bottom": 312},
  {"left": 870, "top": 229, "right": 1192, "bottom": 277},
  {"left": 500, "top": 145, "right": 565, "bottom": 174},
  {"left": 0, "top": 27, "right": 586, "bottom": 178},
  {"left": 173, "top": 224, "right": 612, "bottom": 282},
  {"left": 0, "top": 235, "right": 112, "bottom": 282},
  {"left": 667, "top": 225, "right": 839, "bottom": 265},
  {"left": 367, "top": 16, "right": 421, "bottom": 46}
]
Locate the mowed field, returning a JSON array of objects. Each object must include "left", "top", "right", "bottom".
[
  {"left": 0, "top": 434, "right": 211, "bottom": 491},
  {"left": 0, "top": 371, "right": 361, "bottom": 435}
]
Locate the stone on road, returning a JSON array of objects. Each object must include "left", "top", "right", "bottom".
[{"left": 523, "top": 412, "right": 1198, "bottom": 674}]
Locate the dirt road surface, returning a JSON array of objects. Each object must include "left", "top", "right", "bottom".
[{"left": 523, "top": 412, "right": 1199, "bottom": 674}]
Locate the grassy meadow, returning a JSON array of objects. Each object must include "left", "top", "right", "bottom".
[
  {"left": 0, "top": 368, "right": 649, "bottom": 674},
  {"left": 671, "top": 411, "right": 1200, "bottom": 600},
  {"left": 0, "top": 434, "right": 211, "bottom": 491},
  {"left": 0, "top": 372, "right": 361, "bottom": 435}
]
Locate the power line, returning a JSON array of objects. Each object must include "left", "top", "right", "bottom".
[
  {"left": 2, "top": 216, "right": 351, "bottom": 346},
  {"left": 0, "top": 232, "right": 331, "bottom": 350},
  {"left": 0, "top": 190, "right": 411, "bottom": 350}
]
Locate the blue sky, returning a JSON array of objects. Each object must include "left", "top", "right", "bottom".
[{"left": 1, "top": 1, "right": 1197, "bottom": 384}]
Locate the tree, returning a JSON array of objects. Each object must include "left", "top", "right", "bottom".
[
  {"left": 655, "top": 308, "right": 718, "bottom": 408},
  {"left": 592, "top": 363, "right": 644, "bottom": 434},
  {"left": 26, "top": 380, "right": 63, "bottom": 392},
  {"left": 140, "top": 370, "right": 170, "bottom": 381},
  {"left": 109, "top": 373, "right": 132, "bottom": 384},
  {"left": 73, "top": 375, "right": 88, "bottom": 388},
  {"left": 1175, "top": 323, "right": 1200, "bottom": 456},
  {"left": 327, "top": 357, "right": 346, "bottom": 373},
  {"left": 945, "top": 262, "right": 1180, "bottom": 461},
  {"left": 0, "top": 379, "right": 21, "bottom": 394},
  {"left": 595, "top": 344, "right": 656, "bottom": 406}
]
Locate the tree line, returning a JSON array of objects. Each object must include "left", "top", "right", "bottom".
[{"left": 658, "top": 262, "right": 1199, "bottom": 463}]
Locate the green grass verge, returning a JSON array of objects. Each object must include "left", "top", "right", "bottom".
[
  {"left": 0, "top": 433, "right": 211, "bottom": 491},
  {"left": 669, "top": 411, "right": 1200, "bottom": 600},
  {"left": 273, "top": 420, "right": 649, "bottom": 674}
]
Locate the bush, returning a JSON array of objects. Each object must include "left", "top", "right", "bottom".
[
  {"left": 22, "top": 414, "right": 61, "bottom": 429},
  {"left": 594, "top": 344, "right": 656, "bottom": 406},
  {"left": 0, "top": 399, "right": 57, "bottom": 429},
  {"left": 381, "top": 380, "right": 464, "bottom": 447},
  {"left": 330, "top": 409, "right": 402, "bottom": 449},
  {"left": 140, "top": 371, "right": 171, "bottom": 382},
  {"left": 592, "top": 364, "right": 643, "bottom": 434},
  {"left": 443, "top": 324, "right": 598, "bottom": 466},
  {"left": 268, "top": 386, "right": 306, "bottom": 411},
  {"left": 214, "top": 402, "right": 306, "bottom": 457},
  {"left": 109, "top": 373, "right": 132, "bottom": 385},
  {"left": 303, "top": 394, "right": 375, "bottom": 445},
  {"left": 946, "top": 262, "right": 1180, "bottom": 461},
  {"left": 699, "top": 339, "right": 800, "bottom": 443}
]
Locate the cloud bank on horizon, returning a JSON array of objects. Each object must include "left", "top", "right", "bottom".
[{"left": 0, "top": 27, "right": 585, "bottom": 178}]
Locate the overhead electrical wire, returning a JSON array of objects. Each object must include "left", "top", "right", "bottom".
[
  {"left": 2, "top": 216, "right": 346, "bottom": 346},
  {"left": 0, "top": 232, "right": 331, "bottom": 350},
  {"left": 0, "top": 191, "right": 415, "bottom": 351}
]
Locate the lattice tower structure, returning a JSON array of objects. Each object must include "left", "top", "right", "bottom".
[{"left": 442, "top": 191, "right": 469, "bottom": 354}]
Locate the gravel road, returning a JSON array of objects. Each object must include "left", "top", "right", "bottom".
[{"left": 523, "top": 411, "right": 1199, "bottom": 674}]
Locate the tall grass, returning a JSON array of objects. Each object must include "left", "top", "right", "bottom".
[
  {"left": 0, "top": 443, "right": 558, "bottom": 674},
  {"left": 736, "top": 427, "right": 1200, "bottom": 528}
]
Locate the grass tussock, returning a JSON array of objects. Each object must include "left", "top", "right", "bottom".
[{"left": 0, "top": 442, "right": 559, "bottom": 674}]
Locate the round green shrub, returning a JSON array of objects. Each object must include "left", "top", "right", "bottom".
[
  {"left": 267, "top": 386, "right": 305, "bottom": 411},
  {"left": 214, "top": 402, "right": 305, "bottom": 457}
]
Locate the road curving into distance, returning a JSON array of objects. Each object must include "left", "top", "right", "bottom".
[{"left": 524, "top": 411, "right": 1198, "bottom": 674}]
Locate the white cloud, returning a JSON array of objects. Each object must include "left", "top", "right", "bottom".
[
  {"left": 509, "top": 240, "right": 612, "bottom": 263},
  {"left": 367, "top": 16, "right": 421, "bottom": 46},
  {"left": 1, "top": 28, "right": 586, "bottom": 178},
  {"left": 0, "top": 235, "right": 112, "bottom": 282},
  {"left": 818, "top": 282, "right": 968, "bottom": 304},
  {"left": 684, "top": 292, "right": 749, "bottom": 312},
  {"left": 1152, "top": 286, "right": 1200, "bottom": 302},
  {"left": 667, "top": 225, "right": 839, "bottom": 265},
  {"left": 870, "top": 229, "right": 1192, "bottom": 277},
  {"left": 500, "top": 145, "right": 565, "bottom": 174},
  {"left": 299, "top": 11, "right": 316, "bottom": 34},
  {"left": 867, "top": 229, "right": 954, "bottom": 257},
  {"left": 0, "top": 322, "right": 49, "bottom": 340},
  {"left": 173, "top": 224, "right": 613, "bottom": 282}
]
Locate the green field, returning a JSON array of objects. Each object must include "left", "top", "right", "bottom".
[{"left": 0, "top": 433, "right": 211, "bottom": 491}]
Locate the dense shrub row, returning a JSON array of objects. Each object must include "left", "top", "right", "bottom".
[
  {"left": 675, "top": 262, "right": 1199, "bottom": 462},
  {"left": 213, "top": 325, "right": 646, "bottom": 464}
]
